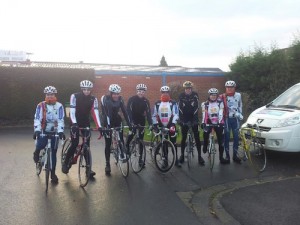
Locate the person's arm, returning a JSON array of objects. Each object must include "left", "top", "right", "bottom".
[
  {"left": 101, "top": 95, "right": 110, "bottom": 127},
  {"left": 34, "top": 102, "right": 43, "bottom": 132},
  {"left": 192, "top": 93, "right": 199, "bottom": 122},
  {"left": 218, "top": 101, "right": 224, "bottom": 124},
  {"left": 70, "top": 94, "right": 77, "bottom": 124},
  {"left": 120, "top": 97, "right": 131, "bottom": 125},
  {"left": 152, "top": 102, "right": 158, "bottom": 125},
  {"left": 172, "top": 101, "right": 179, "bottom": 124},
  {"left": 178, "top": 94, "right": 184, "bottom": 121},
  {"left": 145, "top": 98, "right": 152, "bottom": 125},
  {"left": 91, "top": 97, "right": 102, "bottom": 129},
  {"left": 126, "top": 96, "right": 134, "bottom": 123},
  {"left": 238, "top": 93, "right": 243, "bottom": 115},
  {"left": 57, "top": 103, "right": 65, "bottom": 133},
  {"left": 201, "top": 102, "right": 207, "bottom": 124}
]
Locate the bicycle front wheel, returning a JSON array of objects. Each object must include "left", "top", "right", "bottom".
[
  {"left": 186, "top": 135, "right": 194, "bottom": 168},
  {"left": 78, "top": 147, "right": 91, "bottom": 187},
  {"left": 154, "top": 140, "right": 175, "bottom": 173},
  {"left": 118, "top": 142, "right": 129, "bottom": 177},
  {"left": 45, "top": 150, "right": 50, "bottom": 193},
  {"left": 130, "top": 139, "right": 146, "bottom": 173},
  {"left": 247, "top": 138, "right": 266, "bottom": 172},
  {"left": 208, "top": 136, "right": 215, "bottom": 171},
  {"left": 61, "top": 137, "right": 71, "bottom": 165}
]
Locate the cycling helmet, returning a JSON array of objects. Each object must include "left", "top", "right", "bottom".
[
  {"left": 136, "top": 83, "right": 147, "bottom": 91},
  {"left": 44, "top": 86, "right": 57, "bottom": 94},
  {"left": 225, "top": 80, "right": 236, "bottom": 87},
  {"left": 183, "top": 81, "right": 193, "bottom": 88},
  {"left": 160, "top": 86, "right": 170, "bottom": 92},
  {"left": 80, "top": 80, "right": 93, "bottom": 88},
  {"left": 109, "top": 84, "right": 121, "bottom": 93},
  {"left": 208, "top": 88, "right": 219, "bottom": 95}
]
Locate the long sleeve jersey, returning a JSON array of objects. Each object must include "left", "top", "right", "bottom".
[
  {"left": 127, "top": 95, "right": 152, "bottom": 125},
  {"left": 201, "top": 98, "right": 224, "bottom": 125},
  {"left": 152, "top": 100, "right": 179, "bottom": 126},
  {"left": 100, "top": 95, "right": 131, "bottom": 127},
  {"left": 34, "top": 101, "right": 65, "bottom": 133},
  {"left": 225, "top": 92, "right": 243, "bottom": 118},
  {"left": 70, "top": 92, "right": 101, "bottom": 128},
  {"left": 178, "top": 91, "right": 199, "bottom": 123}
]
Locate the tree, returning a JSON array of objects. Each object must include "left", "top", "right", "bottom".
[{"left": 159, "top": 55, "right": 168, "bottom": 67}]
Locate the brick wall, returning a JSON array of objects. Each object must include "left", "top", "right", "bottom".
[{"left": 94, "top": 74, "right": 226, "bottom": 108}]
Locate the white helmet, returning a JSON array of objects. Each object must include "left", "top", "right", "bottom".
[
  {"left": 160, "top": 86, "right": 170, "bottom": 92},
  {"left": 225, "top": 80, "right": 236, "bottom": 87},
  {"left": 136, "top": 83, "right": 147, "bottom": 91},
  {"left": 44, "top": 86, "right": 57, "bottom": 94},
  {"left": 109, "top": 84, "right": 121, "bottom": 93},
  {"left": 208, "top": 88, "right": 219, "bottom": 95},
  {"left": 80, "top": 80, "right": 93, "bottom": 88}
]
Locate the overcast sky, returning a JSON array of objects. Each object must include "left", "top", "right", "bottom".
[{"left": 1, "top": 0, "right": 299, "bottom": 71}]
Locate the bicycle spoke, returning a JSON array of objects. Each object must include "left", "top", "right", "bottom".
[
  {"left": 154, "top": 141, "right": 175, "bottom": 173},
  {"left": 78, "top": 148, "right": 91, "bottom": 187},
  {"left": 130, "top": 140, "right": 146, "bottom": 173}
]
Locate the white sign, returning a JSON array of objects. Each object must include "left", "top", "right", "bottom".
[{"left": 0, "top": 50, "right": 27, "bottom": 62}]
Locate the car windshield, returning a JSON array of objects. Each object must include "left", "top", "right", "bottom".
[{"left": 271, "top": 84, "right": 300, "bottom": 109}]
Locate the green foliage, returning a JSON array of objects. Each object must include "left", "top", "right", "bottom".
[
  {"left": 0, "top": 67, "right": 94, "bottom": 124},
  {"left": 228, "top": 36, "right": 300, "bottom": 117},
  {"left": 159, "top": 55, "right": 168, "bottom": 67}
]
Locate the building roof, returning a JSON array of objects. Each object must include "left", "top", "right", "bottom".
[{"left": 0, "top": 61, "right": 224, "bottom": 76}]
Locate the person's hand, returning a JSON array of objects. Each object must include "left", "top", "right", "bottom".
[
  {"left": 59, "top": 132, "right": 66, "bottom": 140},
  {"left": 200, "top": 123, "right": 206, "bottom": 129},
  {"left": 153, "top": 124, "right": 159, "bottom": 133},
  {"left": 98, "top": 127, "right": 103, "bottom": 136},
  {"left": 33, "top": 131, "right": 41, "bottom": 140},
  {"left": 71, "top": 123, "right": 79, "bottom": 133}
]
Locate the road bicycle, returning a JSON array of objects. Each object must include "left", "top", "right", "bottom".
[
  {"left": 35, "top": 132, "right": 59, "bottom": 193},
  {"left": 152, "top": 126, "right": 176, "bottom": 173},
  {"left": 205, "top": 124, "right": 221, "bottom": 171},
  {"left": 148, "top": 129, "right": 160, "bottom": 160},
  {"left": 106, "top": 126, "right": 129, "bottom": 177},
  {"left": 61, "top": 127, "right": 99, "bottom": 187},
  {"left": 128, "top": 125, "right": 147, "bottom": 173},
  {"left": 237, "top": 122, "right": 267, "bottom": 172},
  {"left": 183, "top": 122, "right": 196, "bottom": 169}
]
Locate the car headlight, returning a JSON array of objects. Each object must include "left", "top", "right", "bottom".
[{"left": 274, "top": 114, "right": 300, "bottom": 128}]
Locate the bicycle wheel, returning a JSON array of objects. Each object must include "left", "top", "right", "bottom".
[
  {"left": 148, "top": 133, "right": 159, "bottom": 160},
  {"left": 247, "top": 138, "right": 266, "bottom": 172},
  {"left": 61, "top": 137, "right": 71, "bottom": 165},
  {"left": 78, "top": 147, "right": 91, "bottom": 187},
  {"left": 186, "top": 135, "right": 193, "bottom": 168},
  {"left": 45, "top": 149, "right": 50, "bottom": 193},
  {"left": 208, "top": 136, "right": 215, "bottom": 171},
  {"left": 130, "top": 139, "right": 146, "bottom": 173},
  {"left": 36, "top": 150, "right": 44, "bottom": 176},
  {"left": 118, "top": 142, "right": 129, "bottom": 177},
  {"left": 154, "top": 140, "right": 175, "bottom": 173}
]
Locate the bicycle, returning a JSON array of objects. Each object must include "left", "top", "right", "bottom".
[
  {"left": 205, "top": 124, "right": 221, "bottom": 171},
  {"left": 148, "top": 129, "right": 160, "bottom": 160},
  {"left": 237, "top": 122, "right": 267, "bottom": 172},
  {"left": 128, "top": 125, "right": 147, "bottom": 173},
  {"left": 152, "top": 126, "right": 176, "bottom": 173},
  {"left": 106, "top": 126, "right": 129, "bottom": 177},
  {"left": 183, "top": 122, "right": 196, "bottom": 169},
  {"left": 35, "top": 132, "right": 59, "bottom": 193},
  {"left": 61, "top": 127, "right": 99, "bottom": 187}
]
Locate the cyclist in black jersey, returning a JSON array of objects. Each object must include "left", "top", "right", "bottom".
[
  {"left": 101, "top": 84, "right": 132, "bottom": 174},
  {"left": 126, "top": 84, "right": 152, "bottom": 167},
  {"left": 178, "top": 81, "right": 204, "bottom": 165}
]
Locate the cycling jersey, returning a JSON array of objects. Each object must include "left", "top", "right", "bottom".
[
  {"left": 201, "top": 98, "right": 224, "bottom": 124},
  {"left": 70, "top": 92, "right": 101, "bottom": 128},
  {"left": 224, "top": 92, "right": 243, "bottom": 118},
  {"left": 152, "top": 100, "right": 179, "bottom": 126},
  {"left": 101, "top": 95, "right": 131, "bottom": 127},
  {"left": 127, "top": 95, "right": 152, "bottom": 125},
  {"left": 178, "top": 91, "right": 199, "bottom": 123},
  {"left": 34, "top": 101, "right": 64, "bottom": 133}
]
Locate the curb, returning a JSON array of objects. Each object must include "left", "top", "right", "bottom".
[{"left": 177, "top": 175, "right": 300, "bottom": 225}]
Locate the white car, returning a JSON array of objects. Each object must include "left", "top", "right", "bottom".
[{"left": 245, "top": 82, "right": 300, "bottom": 152}]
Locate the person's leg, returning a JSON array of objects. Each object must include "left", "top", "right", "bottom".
[
  {"left": 224, "top": 118, "right": 230, "bottom": 160},
  {"left": 50, "top": 136, "right": 59, "bottom": 182},
  {"left": 105, "top": 134, "right": 112, "bottom": 173},
  {"left": 62, "top": 130, "right": 79, "bottom": 173},
  {"left": 179, "top": 125, "right": 188, "bottom": 163},
  {"left": 216, "top": 127, "right": 229, "bottom": 164},
  {"left": 202, "top": 127, "right": 210, "bottom": 154},
  {"left": 232, "top": 118, "right": 241, "bottom": 163},
  {"left": 193, "top": 124, "right": 204, "bottom": 165},
  {"left": 33, "top": 136, "right": 48, "bottom": 163}
]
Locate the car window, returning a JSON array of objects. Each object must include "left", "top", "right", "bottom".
[{"left": 272, "top": 84, "right": 300, "bottom": 108}]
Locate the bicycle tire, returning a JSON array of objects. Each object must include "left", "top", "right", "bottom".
[
  {"left": 148, "top": 133, "right": 159, "bottom": 160},
  {"left": 247, "top": 138, "right": 266, "bottom": 172},
  {"left": 45, "top": 149, "right": 50, "bottom": 193},
  {"left": 187, "top": 135, "right": 193, "bottom": 168},
  {"left": 36, "top": 150, "right": 44, "bottom": 176},
  {"left": 78, "top": 146, "right": 91, "bottom": 187},
  {"left": 130, "top": 139, "right": 146, "bottom": 173},
  {"left": 208, "top": 136, "right": 215, "bottom": 171},
  {"left": 118, "top": 142, "right": 129, "bottom": 177},
  {"left": 154, "top": 140, "right": 175, "bottom": 173},
  {"left": 61, "top": 137, "right": 71, "bottom": 165}
]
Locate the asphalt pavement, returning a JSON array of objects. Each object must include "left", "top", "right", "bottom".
[{"left": 1, "top": 127, "right": 300, "bottom": 225}]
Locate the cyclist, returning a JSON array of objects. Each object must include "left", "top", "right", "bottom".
[
  {"left": 62, "top": 80, "right": 102, "bottom": 176},
  {"left": 201, "top": 88, "right": 229, "bottom": 164},
  {"left": 101, "top": 84, "right": 132, "bottom": 174},
  {"left": 126, "top": 84, "right": 152, "bottom": 167},
  {"left": 33, "top": 86, "right": 65, "bottom": 183},
  {"left": 178, "top": 81, "right": 204, "bottom": 165},
  {"left": 220, "top": 80, "right": 243, "bottom": 163},
  {"left": 152, "top": 85, "right": 180, "bottom": 167}
]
